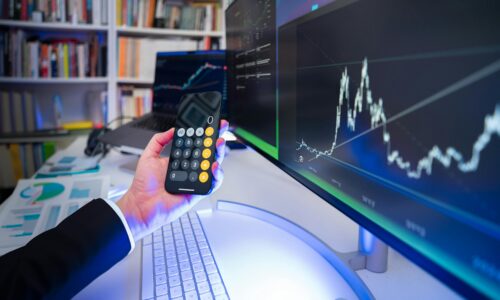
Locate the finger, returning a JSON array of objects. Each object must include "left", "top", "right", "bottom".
[
  {"left": 211, "top": 161, "right": 224, "bottom": 192},
  {"left": 219, "top": 119, "right": 229, "bottom": 136},
  {"left": 215, "top": 138, "right": 226, "bottom": 165},
  {"left": 143, "top": 128, "right": 175, "bottom": 158}
]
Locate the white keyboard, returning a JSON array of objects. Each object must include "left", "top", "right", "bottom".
[{"left": 141, "top": 212, "right": 230, "bottom": 300}]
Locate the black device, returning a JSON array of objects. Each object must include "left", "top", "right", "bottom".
[
  {"left": 165, "top": 91, "right": 222, "bottom": 195},
  {"left": 98, "top": 50, "right": 226, "bottom": 153},
  {"left": 227, "top": 0, "right": 500, "bottom": 298},
  {"left": 85, "top": 127, "right": 110, "bottom": 157}
]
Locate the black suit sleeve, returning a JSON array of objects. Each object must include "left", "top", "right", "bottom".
[{"left": 0, "top": 198, "right": 132, "bottom": 299}]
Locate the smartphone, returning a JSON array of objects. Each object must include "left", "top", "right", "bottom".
[{"left": 165, "top": 91, "right": 222, "bottom": 195}]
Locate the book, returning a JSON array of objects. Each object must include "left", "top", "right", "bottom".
[{"left": 1, "top": 91, "right": 12, "bottom": 134}]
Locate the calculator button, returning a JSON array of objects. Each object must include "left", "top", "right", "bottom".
[
  {"left": 184, "top": 138, "right": 193, "bottom": 147},
  {"left": 203, "top": 138, "right": 213, "bottom": 147},
  {"left": 191, "top": 160, "right": 199, "bottom": 170},
  {"left": 189, "top": 172, "right": 198, "bottom": 182},
  {"left": 199, "top": 172, "right": 209, "bottom": 183},
  {"left": 192, "top": 149, "right": 201, "bottom": 158},
  {"left": 200, "top": 160, "right": 210, "bottom": 171},
  {"left": 205, "top": 127, "right": 214, "bottom": 137},
  {"left": 183, "top": 149, "right": 192, "bottom": 159},
  {"left": 170, "top": 171, "right": 188, "bottom": 181},
  {"left": 174, "top": 138, "right": 184, "bottom": 147},
  {"left": 196, "top": 127, "right": 204, "bottom": 136},
  {"left": 202, "top": 149, "right": 211, "bottom": 159},
  {"left": 171, "top": 160, "right": 180, "bottom": 170},
  {"left": 181, "top": 160, "right": 190, "bottom": 170},
  {"left": 186, "top": 128, "right": 195, "bottom": 137},
  {"left": 194, "top": 138, "right": 203, "bottom": 147},
  {"left": 173, "top": 149, "right": 182, "bottom": 158},
  {"left": 177, "top": 128, "right": 186, "bottom": 137}
]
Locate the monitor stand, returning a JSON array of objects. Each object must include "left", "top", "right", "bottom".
[
  {"left": 339, "top": 227, "right": 388, "bottom": 273},
  {"left": 216, "top": 200, "right": 378, "bottom": 300}
]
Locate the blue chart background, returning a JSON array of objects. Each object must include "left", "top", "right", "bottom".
[
  {"left": 278, "top": 0, "right": 500, "bottom": 297},
  {"left": 153, "top": 53, "right": 226, "bottom": 114}
]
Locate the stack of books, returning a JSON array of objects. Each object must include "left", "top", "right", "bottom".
[
  {"left": 0, "top": 30, "right": 106, "bottom": 78},
  {"left": 0, "top": 0, "right": 109, "bottom": 25},
  {"left": 116, "top": 0, "right": 222, "bottom": 31},
  {"left": 117, "top": 36, "right": 197, "bottom": 79},
  {"left": 119, "top": 86, "right": 152, "bottom": 118}
]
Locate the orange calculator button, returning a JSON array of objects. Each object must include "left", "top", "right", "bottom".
[
  {"left": 199, "top": 172, "right": 209, "bottom": 183},
  {"left": 202, "top": 149, "right": 211, "bottom": 159},
  {"left": 201, "top": 160, "right": 210, "bottom": 171},
  {"left": 205, "top": 127, "right": 214, "bottom": 137}
]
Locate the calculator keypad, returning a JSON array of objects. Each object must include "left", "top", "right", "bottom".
[{"left": 170, "top": 126, "right": 216, "bottom": 184}]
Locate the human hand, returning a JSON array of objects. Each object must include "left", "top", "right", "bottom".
[{"left": 117, "top": 120, "right": 229, "bottom": 241}]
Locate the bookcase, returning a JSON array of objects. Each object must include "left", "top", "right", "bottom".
[{"left": 0, "top": 0, "right": 227, "bottom": 189}]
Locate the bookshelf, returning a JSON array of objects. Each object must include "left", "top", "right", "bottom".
[
  {"left": 0, "top": 19, "right": 108, "bottom": 32},
  {"left": 0, "top": 1, "right": 227, "bottom": 188},
  {"left": 0, "top": 77, "right": 109, "bottom": 84},
  {"left": 116, "top": 26, "right": 224, "bottom": 38},
  {"left": 0, "top": 0, "right": 227, "bottom": 132}
]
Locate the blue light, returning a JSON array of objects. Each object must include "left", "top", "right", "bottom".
[{"left": 312, "top": 4, "right": 319, "bottom": 11}]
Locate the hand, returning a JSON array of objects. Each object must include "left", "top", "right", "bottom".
[{"left": 117, "top": 120, "right": 229, "bottom": 241}]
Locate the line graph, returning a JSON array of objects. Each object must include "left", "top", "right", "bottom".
[
  {"left": 153, "top": 62, "right": 222, "bottom": 92},
  {"left": 296, "top": 58, "right": 500, "bottom": 179}
]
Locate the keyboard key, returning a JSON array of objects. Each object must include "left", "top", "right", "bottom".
[
  {"left": 191, "top": 254, "right": 202, "bottom": 263},
  {"left": 168, "top": 266, "right": 179, "bottom": 276},
  {"left": 183, "top": 279, "right": 196, "bottom": 291},
  {"left": 155, "top": 264, "right": 166, "bottom": 275},
  {"left": 194, "top": 271, "right": 207, "bottom": 283},
  {"left": 170, "top": 286, "right": 182, "bottom": 298},
  {"left": 208, "top": 273, "right": 221, "bottom": 284},
  {"left": 166, "top": 258, "right": 178, "bottom": 266},
  {"left": 157, "top": 295, "right": 169, "bottom": 300},
  {"left": 198, "top": 241, "right": 209, "bottom": 249},
  {"left": 170, "top": 171, "right": 188, "bottom": 181},
  {"left": 155, "top": 274, "right": 167, "bottom": 285},
  {"left": 169, "top": 274, "right": 181, "bottom": 287},
  {"left": 141, "top": 244, "right": 154, "bottom": 300},
  {"left": 180, "top": 261, "right": 191, "bottom": 271},
  {"left": 153, "top": 242, "right": 163, "bottom": 250},
  {"left": 211, "top": 283, "right": 225, "bottom": 296},
  {"left": 189, "top": 247, "right": 199, "bottom": 255},
  {"left": 156, "top": 284, "right": 168, "bottom": 296},
  {"left": 205, "top": 263, "right": 217, "bottom": 274},
  {"left": 181, "top": 270, "right": 193, "bottom": 280},
  {"left": 154, "top": 250, "right": 163, "bottom": 258},
  {"left": 203, "top": 256, "right": 214, "bottom": 265},
  {"left": 154, "top": 257, "right": 165, "bottom": 266},
  {"left": 178, "top": 253, "right": 189, "bottom": 262},
  {"left": 184, "top": 290, "right": 198, "bottom": 300},
  {"left": 198, "top": 281, "right": 211, "bottom": 294},
  {"left": 186, "top": 126, "right": 195, "bottom": 136},
  {"left": 165, "top": 251, "right": 176, "bottom": 259},
  {"left": 200, "top": 248, "right": 211, "bottom": 257},
  {"left": 200, "top": 292, "right": 213, "bottom": 300},
  {"left": 193, "top": 262, "right": 204, "bottom": 272}
]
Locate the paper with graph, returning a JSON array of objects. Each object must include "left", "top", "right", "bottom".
[{"left": 0, "top": 176, "right": 109, "bottom": 253}]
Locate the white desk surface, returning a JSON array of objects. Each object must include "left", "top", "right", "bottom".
[{"left": 31, "top": 137, "right": 459, "bottom": 299}]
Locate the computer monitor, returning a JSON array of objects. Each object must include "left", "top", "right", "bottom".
[
  {"left": 226, "top": 0, "right": 500, "bottom": 298},
  {"left": 153, "top": 50, "right": 227, "bottom": 116}
]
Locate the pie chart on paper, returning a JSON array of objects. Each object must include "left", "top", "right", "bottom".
[{"left": 20, "top": 182, "right": 65, "bottom": 204}]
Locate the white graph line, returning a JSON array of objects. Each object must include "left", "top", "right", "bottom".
[{"left": 296, "top": 58, "right": 500, "bottom": 179}]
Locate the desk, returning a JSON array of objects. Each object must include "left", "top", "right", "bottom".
[{"left": 29, "top": 137, "right": 459, "bottom": 299}]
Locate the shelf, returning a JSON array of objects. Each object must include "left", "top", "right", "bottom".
[
  {"left": 116, "top": 26, "right": 224, "bottom": 38},
  {"left": 117, "top": 77, "right": 154, "bottom": 85},
  {"left": 0, "top": 129, "right": 90, "bottom": 144},
  {"left": 0, "top": 19, "right": 108, "bottom": 31},
  {"left": 0, "top": 77, "right": 109, "bottom": 84}
]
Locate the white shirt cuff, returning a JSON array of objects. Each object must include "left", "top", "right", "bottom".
[{"left": 103, "top": 199, "right": 136, "bottom": 254}]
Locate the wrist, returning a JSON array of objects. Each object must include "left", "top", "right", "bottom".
[{"left": 117, "top": 191, "right": 144, "bottom": 241}]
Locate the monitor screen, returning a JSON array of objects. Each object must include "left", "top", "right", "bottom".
[
  {"left": 227, "top": 0, "right": 500, "bottom": 298},
  {"left": 153, "top": 50, "right": 227, "bottom": 116}
]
